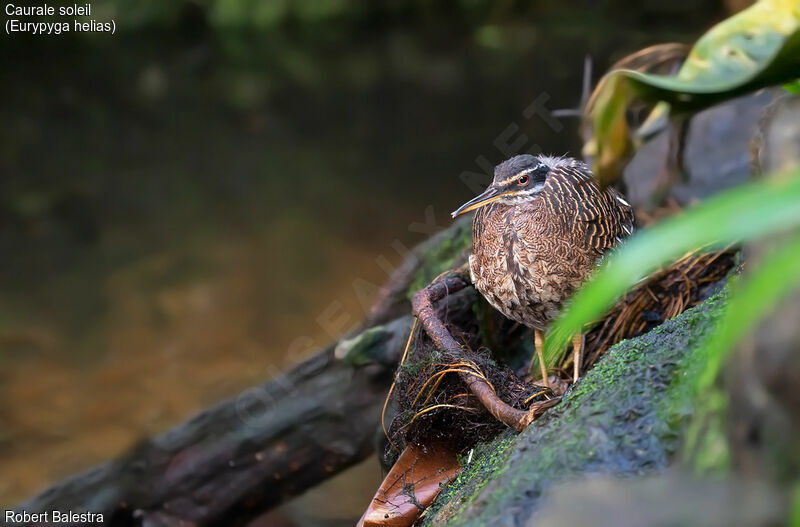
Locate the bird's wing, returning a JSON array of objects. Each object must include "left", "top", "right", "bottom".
[{"left": 572, "top": 179, "right": 635, "bottom": 255}]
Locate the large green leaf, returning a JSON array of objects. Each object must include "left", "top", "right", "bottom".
[
  {"left": 785, "top": 79, "right": 800, "bottom": 94},
  {"left": 679, "top": 232, "right": 800, "bottom": 476},
  {"left": 698, "top": 232, "right": 800, "bottom": 389},
  {"left": 544, "top": 171, "right": 800, "bottom": 364},
  {"left": 585, "top": 0, "right": 800, "bottom": 185}
]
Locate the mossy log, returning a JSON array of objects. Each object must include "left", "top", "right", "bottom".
[
  {"left": 15, "top": 321, "right": 409, "bottom": 527},
  {"left": 421, "top": 292, "right": 728, "bottom": 526}
]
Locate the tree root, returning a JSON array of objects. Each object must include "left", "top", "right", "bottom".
[{"left": 411, "top": 272, "right": 560, "bottom": 432}]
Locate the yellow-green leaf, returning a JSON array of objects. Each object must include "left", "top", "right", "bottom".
[{"left": 586, "top": 0, "right": 800, "bottom": 186}]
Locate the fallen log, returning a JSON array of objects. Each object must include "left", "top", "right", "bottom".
[{"left": 16, "top": 320, "right": 398, "bottom": 526}]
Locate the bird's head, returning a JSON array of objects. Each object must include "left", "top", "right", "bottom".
[{"left": 451, "top": 154, "right": 558, "bottom": 218}]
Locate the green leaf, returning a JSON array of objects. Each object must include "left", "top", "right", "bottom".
[
  {"left": 544, "top": 171, "right": 800, "bottom": 365},
  {"left": 585, "top": 0, "right": 800, "bottom": 185},
  {"left": 698, "top": 231, "right": 800, "bottom": 389},
  {"left": 785, "top": 79, "right": 800, "bottom": 94},
  {"left": 628, "top": 0, "right": 800, "bottom": 104},
  {"left": 791, "top": 483, "right": 800, "bottom": 527}
]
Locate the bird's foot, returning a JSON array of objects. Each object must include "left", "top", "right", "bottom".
[{"left": 545, "top": 376, "right": 570, "bottom": 397}]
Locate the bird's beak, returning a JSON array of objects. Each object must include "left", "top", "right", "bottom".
[{"left": 451, "top": 187, "right": 503, "bottom": 218}]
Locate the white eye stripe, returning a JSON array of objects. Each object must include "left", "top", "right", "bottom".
[
  {"left": 515, "top": 167, "right": 539, "bottom": 177},
  {"left": 499, "top": 165, "right": 545, "bottom": 186}
]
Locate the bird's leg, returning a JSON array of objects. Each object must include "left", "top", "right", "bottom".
[
  {"left": 530, "top": 330, "right": 550, "bottom": 388},
  {"left": 572, "top": 333, "right": 585, "bottom": 383}
]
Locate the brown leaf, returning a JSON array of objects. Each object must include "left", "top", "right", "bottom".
[{"left": 357, "top": 441, "right": 461, "bottom": 527}]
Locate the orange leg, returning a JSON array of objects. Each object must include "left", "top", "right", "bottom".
[
  {"left": 572, "top": 333, "right": 585, "bottom": 383},
  {"left": 529, "top": 329, "right": 550, "bottom": 388}
]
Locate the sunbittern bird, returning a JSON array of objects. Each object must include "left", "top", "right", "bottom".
[{"left": 452, "top": 154, "right": 634, "bottom": 385}]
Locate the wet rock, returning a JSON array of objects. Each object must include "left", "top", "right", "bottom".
[
  {"left": 623, "top": 89, "right": 778, "bottom": 207},
  {"left": 530, "top": 471, "right": 786, "bottom": 527}
]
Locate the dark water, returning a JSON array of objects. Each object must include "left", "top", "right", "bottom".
[{"left": 0, "top": 8, "right": 721, "bottom": 523}]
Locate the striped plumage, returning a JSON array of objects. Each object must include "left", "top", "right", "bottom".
[{"left": 457, "top": 154, "right": 634, "bottom": 333}]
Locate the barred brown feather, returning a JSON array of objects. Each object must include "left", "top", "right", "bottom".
[{"left": 469, "top": 155, "right": 634, "bottom": 331}]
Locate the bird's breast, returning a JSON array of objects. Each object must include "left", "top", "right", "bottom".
[{"left": 470, "top": 204, "right": 595, "bottom": 329}]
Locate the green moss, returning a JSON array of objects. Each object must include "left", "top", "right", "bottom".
[
  {"left": 336, "top": 326, "right": 392, "bottom": 366},
  {"left": 399, "top": 349, "right": 444, "bottom": 377},
  {"left": 406, "top": 219, "right": 472, "bottom": 298},
  {"left": 421, "top": 431, "right": 517, "bottom": 525}
]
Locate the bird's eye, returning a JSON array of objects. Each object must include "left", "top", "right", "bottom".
[{"left": 518, "top": 175, "right": 529, "bottom": 185}]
